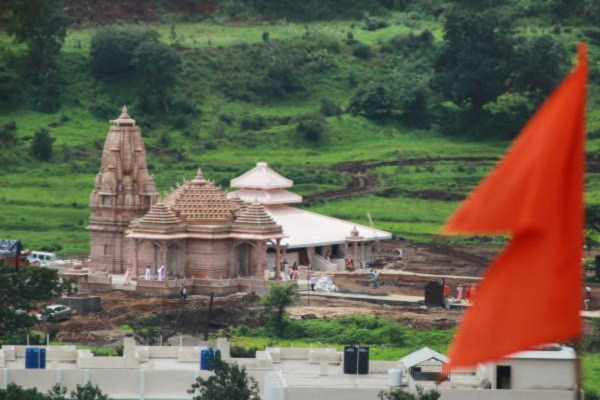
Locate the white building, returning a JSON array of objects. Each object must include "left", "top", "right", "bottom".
[
  {"left": 0, "top": 341, "right": 580, "bottom": 400},
  {"left": 229, "top": 162, "right": 392, "bottom": 271}
]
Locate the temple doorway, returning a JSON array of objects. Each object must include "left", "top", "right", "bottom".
[{"left": 235, "top": 243, "right": 249, "bottom": 276}]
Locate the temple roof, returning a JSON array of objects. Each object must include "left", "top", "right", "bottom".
[
  {"left": 265, "top": 204, "right": 392, "bottom": 249},
  {"left": 164, "top": 169, "right": 238, "bottom": 224},
  {"left": 230, "top": 162, "right": 293, "bottom": 189},
  {"left": 231, "top": 201, "right": 285, "bottom": 239},
  {"left": 110, "top": 106, "right": 136, "bottom": 126},
  {"left": 129, "top": 201, "right": 185, "bottom": 234},
  {"left": 228, "top": 188, "right": 302, "bottom": 205}
]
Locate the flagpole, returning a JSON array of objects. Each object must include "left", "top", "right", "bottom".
[{"left": 574, "top": 336, "right": 583, "bottom": 400}]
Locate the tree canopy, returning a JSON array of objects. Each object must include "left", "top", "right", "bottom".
[
  {"left": 430, "top": 11, "right": 514, "bottom": 120},
  {"left": 0, "top": 264, "right": 73, "bottom": 342},
  {"left": 188, "top": 358, "right": 261, "bottom": 400},
  {"left": 4, "top": 0, "right": 69, "bottom": 69}
]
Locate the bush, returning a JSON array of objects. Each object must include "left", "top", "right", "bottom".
[
  {"left": 364, "top": 16, "right": 389, "bottom": 31},
  {"left": 297, "top": 114, "right": 327, "bottom": 142},
  {"left": 352, "top": 43, "right": 373, "bottom": 60},
  {"left": 90, "top": 26, "right": 160, "bottom": 76},
  {"left": 319, "top": 98, "right": 342, "bottom": 117},
  {"left": 240, "top": 114, "right": 267, "bottom": 131},
  {"left": 30, "top": 127, "right": 55, "bottom": 161}
]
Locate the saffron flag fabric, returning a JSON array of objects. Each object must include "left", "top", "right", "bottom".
[{"left": 442, "top": 44, "right": 588, "bottom": 369}]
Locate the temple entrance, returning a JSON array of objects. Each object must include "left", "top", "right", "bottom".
[
  {"left": 235, "top": 243, "right": 249, "bottom": 276},
  {"left": 167, "top": 245, "right": 183, "bottom": 278}
]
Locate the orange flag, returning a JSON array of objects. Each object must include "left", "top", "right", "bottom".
[{"left": 442, "top": 43, "right": 588, "bottom": 369}]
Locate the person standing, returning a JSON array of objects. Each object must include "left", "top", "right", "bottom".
[
  {"left": 144, "top": 265, "right": 152, "bottom": 280},
  {"left": 180, "top": 283, "right": 187, "bottom": 303},
  {"left": 456, "top": 284, "right": 463, "bottom": 302},
  {"left": 443, "top": 282, "right": 450, "bottom": 304},
  {"left": 309, "top": 274, "right": 317, "bottom": 291},
  {"left": 158, "top": 265, "right": 165, "bottom": 281},
  {"left": 124, "top": 268, "right": 132, "bottom": 285},
  {"left": 465, "top": 285, "right": 472, "bottom": 303},
  {"left": 292, "top": 268, "right": 299, "bottom": 280}
]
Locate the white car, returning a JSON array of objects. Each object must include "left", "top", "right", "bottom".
[
  {"left": 37, "top": 304, "right": 72, "bottom": 322},
  {"left": 27, "top": 251, "right": 59, "bottom": 266}
]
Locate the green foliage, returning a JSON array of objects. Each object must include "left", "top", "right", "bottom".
[
  {"left": 238, "top": 314, "right": 411, "bottom": 345},
  {"left": 132, "top": 42, "right": 181, "bottom": 112},
  {"left": 4, "top": 0, "right": 69, "bottom": 69},
  {"left": 0, "top": 265, "right": 74, "bottom": 343},
  {"left": 260, "top": 283, "right": 299, "bottom": 337},
  {"left": 128, "top": 314, "right": 176, "bottom": 345},
  {"left": 351, "top": 43, "right": 374, "bottom": 60},
  {"left": 379, "top": 386, "right": 440, "bottom": 400},
  {"left": 30, "top": 127, "right": 55, "bottom": 161},
  {"left": 511, "top": 35, "right": 568, "bottom": 105},
  {"left": 349, "top": 72, "right": 429, "bottom": 125},
  {"left": 430, "top": 10, "right": 514, "bottom": 120},
  {"left": 188, "top": 358, "right": 260, "bottom": 400},
  {"left": 89, "top": 26, "right": 160, "bottom": 76},
  {"left": 297, "top": 113, "right": 327, "bottom": 142}
]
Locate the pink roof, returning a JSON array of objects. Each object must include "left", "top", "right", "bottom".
[
  {"left": 265, "top": 204, "right": 392, "bottom": 249},
  {"left": 230, "top": 162, "right": 293, "bottom": 189},
  {"left": 228, "top": 188, "right": 302, "bottom": 205}
]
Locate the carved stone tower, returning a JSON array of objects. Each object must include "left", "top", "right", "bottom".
[{"left": 88, "top": 107, "right": 157, "bottom": 273}]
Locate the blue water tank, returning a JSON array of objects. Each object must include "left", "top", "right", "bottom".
[
  {"left": 25, "top": 348, "right": 46, "bottom": 369},
  {"left": 200, "top": 348, "right": 221, "bottom": 371},
  {"left": 200, "top": 349, "right": 210, "bottom": 370}
]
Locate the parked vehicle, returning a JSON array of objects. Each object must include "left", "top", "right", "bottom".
[
  {"left": 0, "top": 239, "right": 28, "bottom": 268},
  {"left": 27, "top": 251, "right": 59, "bottom": 266},
  {"left": 37, "top": 304, "right": 71, "bottom": 322}
]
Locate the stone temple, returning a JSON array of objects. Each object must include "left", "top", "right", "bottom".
[{"left": 87, "top": 108, "right": 390, "bottom": 293}]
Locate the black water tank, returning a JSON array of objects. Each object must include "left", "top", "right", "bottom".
[
  {"left": 357, "top": 346, "right": 369, "bottom": 374},
  {"left": 343, "top": 346, "right": 357, "bottom": 374}
]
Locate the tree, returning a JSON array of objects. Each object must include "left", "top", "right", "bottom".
[
  {"left": 131, "top": 42, "right": 181, "bottom": 112},
  {"left": 430, "top": 11, "right": 514, "bottom": 121},
  {"left": 260, "top": 283, "right": 298, "bottom": 336},
  {"left": 4, "top": 0, "right": 69, "bottom": 69},
  {"left": 89, "top": 26, "right": 160, "bottom": 76},
  {"left": 378, "top": 385, "right": 440, "bottom": 400},
  {"left": 30, "top": 128, "right": 55, "bottom": 161},
  {"left": 0, "top": 382, "right": 111, "bottom": 400},
  {"left": 188, "top": 358, "right": 261, "bottom": 400},
  {"left": 0, "top": 264, "right": 73, "bottom": 342},
  {"left": 512, "top": 35, "right": 568, "bottom": 105}
]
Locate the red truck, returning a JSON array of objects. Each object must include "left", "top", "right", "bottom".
[{"left": 0, "top": 239, "right": 29, "bottom": 268}]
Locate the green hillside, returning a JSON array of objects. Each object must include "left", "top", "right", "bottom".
[{"left": 1, "top": 0, "right": 600, "bottom": 255}]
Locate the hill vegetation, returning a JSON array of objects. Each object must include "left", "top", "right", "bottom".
[{"left": 2, "top": 0, "right": 600, "bottom": 254}]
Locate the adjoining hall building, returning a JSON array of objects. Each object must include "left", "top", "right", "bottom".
[{"left": 87, "top": 108, "right": 391, "bottom": 285}]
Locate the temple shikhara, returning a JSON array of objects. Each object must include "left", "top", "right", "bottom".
[{"left": 87, "top": 108, "right": 391, "bottom": 294}]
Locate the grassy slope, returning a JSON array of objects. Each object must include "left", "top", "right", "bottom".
[{"left": 1, "top": 13, "right": 599, "bottom": 256}]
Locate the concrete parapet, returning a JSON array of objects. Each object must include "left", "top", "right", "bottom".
[
  {"left": 265, "top": 347, "right": 281, "bottom": 363},
  {"left": 308, "top": 349, "right": 342, "bottom": 364},
  {"left": 255, "top": 351, "right": 273, "bottom": 368},
  {"left": 1, "top": 346, "right": 16, "bottom": 361},
  {"left": 178, "top": 347, "right": 203, "bottom": 363},
  {"left": 0, "top": 350, "right": 5, "bottom": 368}
]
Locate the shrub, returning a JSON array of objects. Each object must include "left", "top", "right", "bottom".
[
  {"left": 90, "top": 26, "right": 160, "bottom": 76},
  {"left": 297, "top": 114, "right": 327, "bottom": 142},
  {"left": 364, "top": 16, "right": 389, "bottom": 31},
  {"left": 30, "top": 127, "right": 55, "bottom": 161},
  {"left": 240, "top": 114, "right": 267, "bottom": 131},
  {"left": 352, "top": 43, "right": 373, "bottom": 60},
  {"left": 319, "top": 98, "right": 342, "bottom": 117}
]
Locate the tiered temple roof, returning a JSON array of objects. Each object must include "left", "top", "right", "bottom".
[
  {"left": 129, "top": 201, "right": 185, "bottom": 235},
  {"left": 164, "top": 169, "right": 238, "bottom": 224},
  {"left": 229, "top": 162, "right": 302, "bottom": 204},
  {"left": 231, "top": 201, "right": 286, "bottom": 240}
]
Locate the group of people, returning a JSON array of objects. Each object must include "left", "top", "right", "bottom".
[
  {"left": 144, "top": 265, "right": 167, "bottom": 281},
  {"left": 442, "top": 280, "right": 477, "bottom": 304}
]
